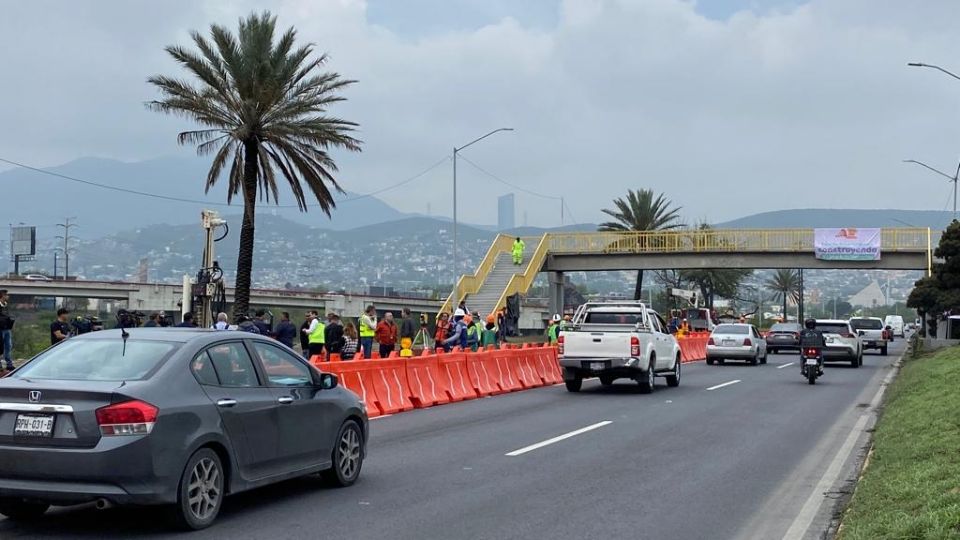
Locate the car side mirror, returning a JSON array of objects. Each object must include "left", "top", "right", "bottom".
[{"left": 319, "top": 373, "right": 338, "bottom": 390}]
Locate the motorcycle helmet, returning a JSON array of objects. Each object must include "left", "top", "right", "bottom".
[{"left": 804, "top": 318, "right": 816, "bottom": 330}]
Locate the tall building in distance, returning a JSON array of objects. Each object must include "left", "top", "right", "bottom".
[{"left": 497, "top": 193, "right": 516, "bottom": 231}]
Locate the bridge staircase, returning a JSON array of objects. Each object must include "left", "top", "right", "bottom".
[{"left": 440, "top": 235, "right": 549, "bottom": 317}]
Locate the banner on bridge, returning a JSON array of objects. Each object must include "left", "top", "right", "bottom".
[{"left": 814, "top": 228, "right": 881, "bottom": 261}]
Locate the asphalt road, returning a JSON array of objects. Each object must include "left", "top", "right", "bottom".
[{"left": 0, "top": 340, "right": 905, "bottom": 539}]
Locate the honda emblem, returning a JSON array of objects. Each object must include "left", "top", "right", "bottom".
[{"left": 28, "top": 391, "right": 41, "bottom": 403}]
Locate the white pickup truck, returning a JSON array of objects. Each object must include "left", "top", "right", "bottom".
[{"left": 558, "top": 302, "right": 682, "bottom": 394}]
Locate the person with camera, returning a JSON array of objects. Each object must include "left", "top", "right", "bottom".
[
  {"left": 0, "top": 290, "right": 13, "bottom": 371},
  {"left": 51, "top": 308, "right": 71, "bottom": 346}
]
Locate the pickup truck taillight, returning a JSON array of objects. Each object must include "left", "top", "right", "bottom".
[
  {"left": 743, "top": 338, "right": 752, "bottom": 346},
  {"left": 557, "top": 335, "right": 564, "bottom": 355},
  {"left": 630, "top": 336, "right": 640, "bottom": 357}
]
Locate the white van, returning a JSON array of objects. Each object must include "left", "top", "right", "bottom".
[{"left": 884, "top": 315, "right": 905, "bottom": 338}]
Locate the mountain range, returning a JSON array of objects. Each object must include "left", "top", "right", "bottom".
[{"left": 3, "top": 156, "right": 952, "bottom": 287}]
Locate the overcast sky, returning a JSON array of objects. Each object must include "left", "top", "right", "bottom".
[{"left": 2, "top": 0, "right": 960, "bottom": 227}]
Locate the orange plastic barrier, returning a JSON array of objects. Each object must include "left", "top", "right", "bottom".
[
  {"left": 405, "top": 355, "right": 450, "bottom": 409},
  {"left": 492, "top": 348, "right": 522, "bottom": 392},
  {"left": 533, "top": 346, "right": 562, "bottom": 385},
  {"left": 511, "top": 348, "right": 542, "bottom": 389},
  {"left": 369, "top": 359, "right": 415, "bottom": 415},
  {"left": 465, "top": 350, "right": 500, "bottom": 397},
  {"left": 322, "top": 361, "right": 383, "bottom": 417},
  {"left": 439, "top": 352, "right": 477, "bottom": 402}
]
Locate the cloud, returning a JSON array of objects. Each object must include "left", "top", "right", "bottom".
[{"left": 1, "top": 0, "right": 959, "bottom": 227}]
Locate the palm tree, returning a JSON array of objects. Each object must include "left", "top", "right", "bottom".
[
  {"left": 599, "top": 189, "right": 683, "bottom": 299},
  {"left": 148, "top": 12, "right": 361, "bottom": 318},
  {"left": 764, "top": 269, "right": 801, "bottom": 321}
]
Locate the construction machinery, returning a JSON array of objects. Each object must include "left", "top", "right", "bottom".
[{"left": 182, "top": 210, "right": 228, "bottom": 329}]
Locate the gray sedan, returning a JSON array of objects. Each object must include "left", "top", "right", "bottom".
[{"left": 0, "top": 329, "right": 367, "bottom": 530}]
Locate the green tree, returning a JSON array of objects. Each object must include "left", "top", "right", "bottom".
[
  {"left": 764, "top": 269, "right": 800, "bottom": 319},
  {"left": 148, "top": 12, "right": 362, "bottom": 317},
  {"left": 599, "top": 189, "right": 683, "bottom": 299}
]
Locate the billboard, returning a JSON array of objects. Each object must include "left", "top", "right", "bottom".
[
  {"left": 814, "top": 228, "right": 881, "bottom": 261},
  {"left": 10, "top": 226, "right": 36, "bottom": 257}
]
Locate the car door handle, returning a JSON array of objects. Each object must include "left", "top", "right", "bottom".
[
  {"left": 216, "top": 399, "right": 238, "bottom": 408},
  {"left": 277, "top": 396, "right": 294, "bottom": 405}
]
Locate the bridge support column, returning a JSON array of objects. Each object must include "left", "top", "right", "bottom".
[{"left": 549, "top": 272, "right": 564, "bottom": 316}]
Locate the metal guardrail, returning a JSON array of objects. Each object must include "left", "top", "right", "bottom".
[{"left": 545, "top": 228, "right": 934, "bottom": 254}]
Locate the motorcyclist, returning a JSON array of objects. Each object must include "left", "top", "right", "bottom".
[{"left": 798, "top": 318, "right": 825, "bottom": 376}]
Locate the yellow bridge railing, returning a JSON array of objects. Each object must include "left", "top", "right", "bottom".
[
  {"left": 440, "top": 227, "right": 934, "bottom": 316},
  {"left": 545, "top": 228, "right": 933, "bottom": 254},
  {"left": 438, "top": 234, "right": 514, "bottom": 315}
]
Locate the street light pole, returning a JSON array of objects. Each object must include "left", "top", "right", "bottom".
[
  {"left": 903, "top": 159, "right": 959, "bottom": 220},
  {"left": 451, "top": 128, "right": 513, "bottom": 309},
  {"left": 907, "top": 62, "right": 960, "bottom": 83},
  {"left": 56, "top": 217, "right": 77, "bottom": 281}
]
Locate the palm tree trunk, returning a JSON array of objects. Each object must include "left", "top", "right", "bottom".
[
  {"left": 782, "top": 294, "right": 787, "bottom": 322},
  {"left": 233, "top": 140, "right": 259, "bottom": 319},
  {"left": 634, "top": 270, "right": 643, "bottom": 300}
]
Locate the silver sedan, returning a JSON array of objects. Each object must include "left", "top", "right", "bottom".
[{"left": 706, "top": 323, "right": 768, "bottom": 366}]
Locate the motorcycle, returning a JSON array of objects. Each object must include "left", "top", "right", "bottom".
[{"left": 801, "top": 346, "right": 823, "bottom": 385}]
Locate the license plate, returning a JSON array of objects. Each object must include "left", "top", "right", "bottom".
[
  {"left": 590, "top": 362, "right": 605, "bottom": 370},
  {"left": 722, "top": 340, "right": 736, "bottom": 346},
  {"left": 805, "top": 358, "right": 819, "bottom": 366},
  {"left": 14, "top": 414, "right": 54, "bottom": 437}
]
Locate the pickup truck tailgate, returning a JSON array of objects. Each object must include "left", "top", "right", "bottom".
[{"left": 563, "top": 331, "right": 632, "bottom": 358}]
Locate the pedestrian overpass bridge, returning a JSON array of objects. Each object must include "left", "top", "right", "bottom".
[{"left": 442, "top": 227, "right": 935, "bottom": 318}]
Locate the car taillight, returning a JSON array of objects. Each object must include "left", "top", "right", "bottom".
[
  {"left": 96, "top": 400, "right": 158, "bottom": 436},
  {"left": 630, "top": 336, "right": 640, "bottom": 356},
  {"left": 708, "top": 337, "right": 715, "bottom": 346},
  {"left": 743, "top": 338, "right": 752, "bottom": 346},
  {"left": 792, "top": 332, "right": 800, "bottom": 339},
  {"left": 558, "top": 335, "right": 564, "bottom": 355}
]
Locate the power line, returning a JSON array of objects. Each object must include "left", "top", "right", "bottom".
[
  {"left": 563, "top": 199, "right": 580, "bottom": 225},
  {"left": 0, "top": 155, "right": 450, "bottom": 209},
  {"left": 456, "top": 153, "right": 561, "bottom": 200}
]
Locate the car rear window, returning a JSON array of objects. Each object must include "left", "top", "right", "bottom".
[
  {"left": 714, "top": 324, "right": 748, "bottom": 335},
  {"left": 584, "top": 312, "right": 643, "bottom": 325},
  {"left": 850, "top": 319, "right": 883, "bottom": 330},
  {"left": 770, "top": 324, "right": 800, "bottom": 332},
  {"left": 815, "top": 323, "right": 850, "bottom": 335},
  {"left": 15, "top": 340, "right": 176, "bottom": 381}
]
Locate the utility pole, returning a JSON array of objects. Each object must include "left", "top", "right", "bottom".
[
  {"left": 798, "top": 269, "right": 805, "bottom": 322},
  {"left": 56, "top": 217, "right": 77, "bottom": 281}
]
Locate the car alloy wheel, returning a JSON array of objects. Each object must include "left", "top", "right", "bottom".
[
  {"left": 187, "top": 456, "right": 222, "bottom": 522},
  {"left": 174, "top": 448, "right": 224, "bottom": 530},
  {"left": 338, "top": 425, "right": 362, "bottom": 481},
  {"left": 324, "top": 420, "right": 364, "bottom": 487}
]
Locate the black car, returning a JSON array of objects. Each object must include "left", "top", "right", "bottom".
[
  {"left": 765, "top": 322, "right": 802, "bottom": 353},
  {"left": 0, "top": 329, "right": 368, "bottom": 530}
]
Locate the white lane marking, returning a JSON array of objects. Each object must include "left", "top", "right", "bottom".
[
  {"left": 777, "top": 362, "right": 795, "bottom": 370},
  {"left": 370, "top": 414, "right": 394, "bottom": 420},
  {"left": 782, "top": 358, "right": 902, "bottom": 539},
  {"left": 505, "top": 421, "right": 613, "bottom": 457},
  {"left": 707, "top": 379, "right": 741, "bottom": 391}
]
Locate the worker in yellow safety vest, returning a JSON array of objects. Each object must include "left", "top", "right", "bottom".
[
  {"left": 303, "top": 310, "right": 326, "bottom": 359},
  {"left": 512, "top": 237, "right": 525, "bottom": 265},
  {"left": 358, "top": 305, "right": 377, "bottom": 359}
]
